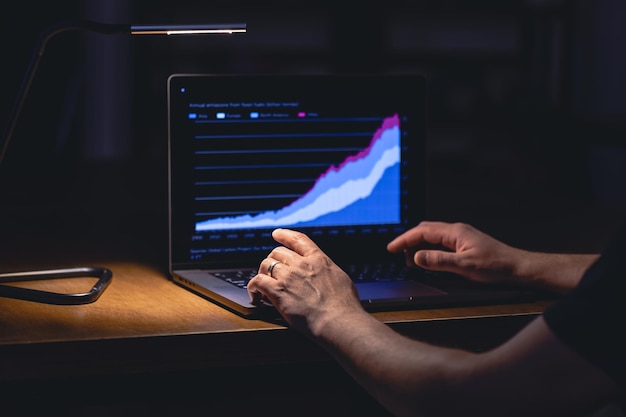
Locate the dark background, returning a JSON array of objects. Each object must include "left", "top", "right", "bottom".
[
  {"left": 1, "top": 0, "right": 626, "bottom": 258},
  {"left": 1, "top": 3, "right": 625, "bottom": 415}
]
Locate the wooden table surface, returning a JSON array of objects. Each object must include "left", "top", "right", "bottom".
[
  {"left": 0, "top": 258, "right": 552, "bottom": 382},
  {"left": 2, "top": 190, "right": 624, "bottom": 385},
  {"left": 1, "top": 165, "right": 624, "bottom": 416}
]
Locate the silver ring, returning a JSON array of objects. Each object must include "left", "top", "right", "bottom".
[{"left": 267, "top": 260, "right": 281, "bottom": 277}]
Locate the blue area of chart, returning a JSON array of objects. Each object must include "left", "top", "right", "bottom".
[{"left": 195, "top": 114, "right": 401, "bottom": 231}]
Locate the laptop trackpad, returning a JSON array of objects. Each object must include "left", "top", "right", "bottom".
[{"left": 356, "top": 281, "right": 447, "bottom": 301}]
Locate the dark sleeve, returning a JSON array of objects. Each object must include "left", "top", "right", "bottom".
[{"left": 543, "top": 226, "right": 626, "bottom": 389}]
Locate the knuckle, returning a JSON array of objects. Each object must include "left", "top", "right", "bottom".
[
  {"left": 451, "top": 222, "right": 470, "bottom": 231},
  {"left": 433, "top": 252, "right": 450, "bottom": 266}
]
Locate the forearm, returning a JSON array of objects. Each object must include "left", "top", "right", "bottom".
[
  {"left": 512, "top": 250, "right": 599, "bottom": 294},
  {"left": 311, "top": 311, "right": 619, "bottom": 417},
  {"left": 311, "top": 309, "right": 476, "bottom": 417}
]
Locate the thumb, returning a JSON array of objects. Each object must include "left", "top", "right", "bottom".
[{"left": 414, "top": 249, "right": 461, "bottom": 273}]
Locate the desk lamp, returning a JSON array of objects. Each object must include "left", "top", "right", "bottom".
[{"left": 0, "top": 20, "right": 246, "bottom": 305}]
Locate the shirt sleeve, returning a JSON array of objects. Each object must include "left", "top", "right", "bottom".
[{"left": 543, "top": 226, "right": 626, "bottom": 389}]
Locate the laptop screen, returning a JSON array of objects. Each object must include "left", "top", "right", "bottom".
[{"left": 168, "top": 74, "right": 427, "bottom": 270}]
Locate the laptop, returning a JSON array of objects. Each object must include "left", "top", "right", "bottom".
[{"left": 167, "top": 73, "right": 538, "bottom": 318}]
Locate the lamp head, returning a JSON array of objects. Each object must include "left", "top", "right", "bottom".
[{"left": 130, "top": 23, "right": 247, "bottom": 35}]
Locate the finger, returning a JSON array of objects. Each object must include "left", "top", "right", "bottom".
[
  {"left": 249, "top": 287, "right": 265, "bottom": 305},
  {"left": 387, "top": 221, "right": 458, "bottom": 253},
  {"left": 414, "top": 249, "right": 461, "bottom": 273},
  {"left": 260, "top": 257, "right": 281, "bottom": 276},
  {"left": 272, "top": 228, "right": 321, "bottom": 257},
  {"left": 268, "top": 245, "right": 295, "bottom": 265},
  {"left": 267, "top": 259, "right": 284, "bottom": 277},
  {"left": 247, "top": 274, "right": 276, "bottom": 304}
]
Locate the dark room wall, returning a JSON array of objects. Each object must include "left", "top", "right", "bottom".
[{"left": 1, "top": 0, "right": 625, "bottom": 214}]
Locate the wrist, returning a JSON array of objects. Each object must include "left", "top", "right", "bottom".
[
  {"left": 513, "top": 251, "right": 598, "bottom": 294},
  {"left": 310, "top": 307, "right": 380, "bottom": 347},
  {"left": 510, "top": 249, "right": 542, "bottom": 286}
]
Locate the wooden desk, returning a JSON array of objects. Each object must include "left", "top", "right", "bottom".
[
  {"left": 0, "top": 260, "right": 551, "bottom": 379},
  {"left": 1, "top": 168, "right": 623, "bottom": 416},
  {"left": 0, "top": 256, "right": 550, "bottom": 416}
]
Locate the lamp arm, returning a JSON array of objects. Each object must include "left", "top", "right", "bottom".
[
  {"left": 0, "top": 19, "right": 245, "bottom": 166},
  {"left": 0, "top": 20, "right": 130, "bottom": 166},
  {"left": 0, "top": 20, "right": 245, "bottom": 305}
]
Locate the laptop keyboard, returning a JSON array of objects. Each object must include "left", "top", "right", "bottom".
[
  {"left": 345, "top": 262, "right": 415, "bottom": 282},
  {"left": 212, "top": 270, "right": 258, "bottom": 289},
  {"left": 212, "top": 262, "right": 417, "bottom": 290}
]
